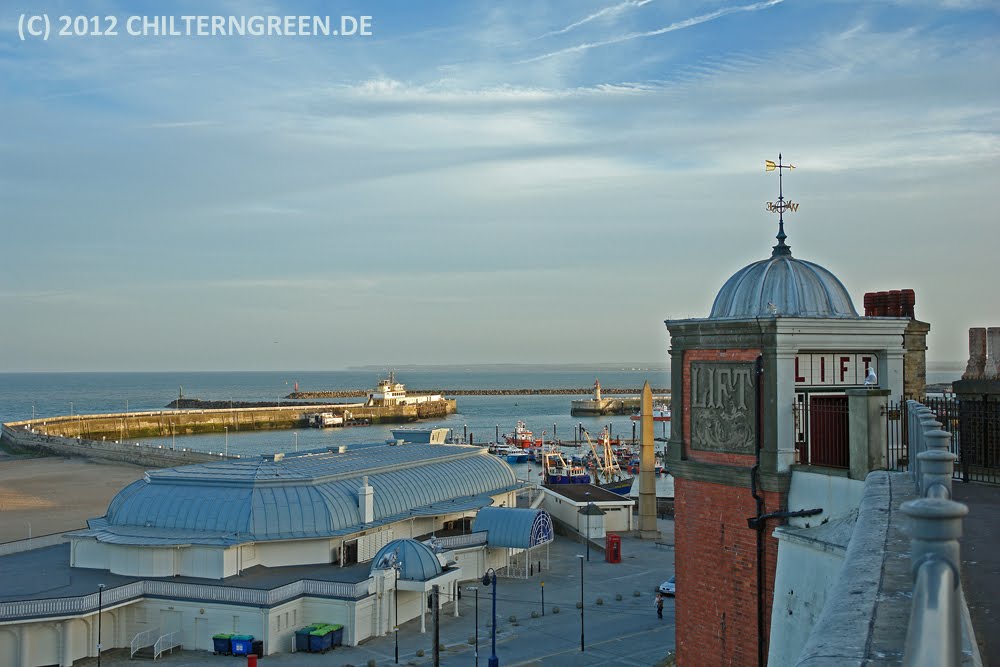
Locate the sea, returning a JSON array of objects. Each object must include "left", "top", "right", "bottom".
[
  {"left": 0, "top": 367, "right": 674, "bottom": 461},
  {"left": 0, "top": 366, "right": 963, "bottom": 461}
]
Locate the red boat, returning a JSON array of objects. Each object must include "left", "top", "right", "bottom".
[{"left": 505, "top": 420, "right": 543, "bottom": 449}]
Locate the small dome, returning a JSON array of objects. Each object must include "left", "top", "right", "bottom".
[
  {"left": 370, "top": 539, "right": 443, "bottom": 581},
  {"left": 709, "top": 253, "right": 858, "bottom": 319}
]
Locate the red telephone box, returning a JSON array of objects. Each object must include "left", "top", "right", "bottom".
[{"left": 605, "top": 533, "right": 622, "bottom": 563}]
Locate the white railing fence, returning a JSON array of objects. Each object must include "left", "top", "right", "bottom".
[
  {"left": 153, "top": 630, "right": 181, "bottom": 659},
  {"left": 130, "top": 626, "right": 158, "bottom": 658},
  {"left": 0, "top": 576, "right": 373, "bottom": 622}
]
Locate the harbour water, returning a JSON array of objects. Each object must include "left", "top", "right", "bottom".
[
  {"left": 0, "top": 366, "right": 962, "bottom": 461},
  {"left": 0, "top": 368, "right": 671, "bottom": 460}
]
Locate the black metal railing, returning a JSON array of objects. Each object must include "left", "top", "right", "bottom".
[{"left": 888, "top": 397, "right": 1000, "bottom": 484}]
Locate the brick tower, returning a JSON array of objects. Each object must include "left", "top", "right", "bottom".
[{"left": 665, "top": 157, "right": 908, "bottom": 665}]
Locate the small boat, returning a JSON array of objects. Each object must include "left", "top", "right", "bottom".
[
  {"left": 630, "top": 404, "right": 672, "bottom": 422},
  {"left": 490, "top": 443, "right": 529, "bottom": 464},
  {"left": 305, "top": 412, "right": 343, "bottom": 428},
  {"left": 541, "top": 449, "right": 591, "bottom": 485}
]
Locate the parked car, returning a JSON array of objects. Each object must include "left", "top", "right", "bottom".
[{"left": 658, "top": 575, "right": 676, "bottom": 596}]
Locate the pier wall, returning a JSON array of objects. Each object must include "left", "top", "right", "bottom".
[
  {"left": 0, "top": 399, "right": 456, "bottom": 468},
  {"left": 0, "top": 423, "right": 225, "bottom": 468},
  {"left": 3, "top": 400, "right": 457, "bottom": 441}
]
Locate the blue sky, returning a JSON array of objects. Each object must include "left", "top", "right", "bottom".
[{"left": 0, "top": 0, "right": 997, "bottom": 371}]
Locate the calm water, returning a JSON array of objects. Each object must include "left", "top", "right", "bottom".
[
  {"left": 0, "top": 366, "right": 960, "bottom": 460},
  {"left": 0, "top": 368, "right": 671, "bottom": 459}
]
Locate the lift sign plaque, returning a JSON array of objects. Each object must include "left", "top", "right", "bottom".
[{"left": 794, "top": 353, "right": 877, "bottom": 387}]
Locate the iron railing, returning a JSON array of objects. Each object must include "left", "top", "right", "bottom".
[{"left": 891, "top": 397, "right": 999, "bottom": 484}]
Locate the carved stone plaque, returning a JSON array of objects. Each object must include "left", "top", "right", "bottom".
[{"left": 690, "top": 362, "right": 755, "bottom": 454}]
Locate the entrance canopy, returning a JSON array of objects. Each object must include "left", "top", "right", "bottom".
[{"left": 472, "top": 507, "right": 554, "bottom": 549}]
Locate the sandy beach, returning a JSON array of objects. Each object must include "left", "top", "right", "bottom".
[{"left": 0, "top": 454, "right": 147, "bottom": 543}]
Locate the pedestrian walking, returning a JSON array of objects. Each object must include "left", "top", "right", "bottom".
[{"left": 656, "top": 592, "right": 664, "bottom": 619}]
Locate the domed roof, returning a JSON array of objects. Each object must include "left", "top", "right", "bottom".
[
  {"left": 370, "top": 539, "right": 443, "bottom": 581},
  {"left": 709, "top": 244, "right": 858, "bottom": 320}
]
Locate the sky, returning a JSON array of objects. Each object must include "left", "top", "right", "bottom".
[{"left": 0, "top": 0, "right": 997, "bottom": 372}]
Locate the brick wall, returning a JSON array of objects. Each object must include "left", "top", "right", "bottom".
[
  {"left": 675, "top": 476, "right": 783, "bottom": 666},
  {"left": 676, "top": 347, "right": 782, "bottom": 665}
]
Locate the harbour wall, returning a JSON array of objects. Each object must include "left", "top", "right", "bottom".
[
  {"left": 3, "top": 400, "right": 456, "bottom": 441},
  {"left": 0, "top": 399, "right": 456, "bottom": 468},
  {"left": 0, "top": 422, "right": 228, "bottom": 468},
  {"left": 288, "top": 388, "right": 670, "bottom": 398}
]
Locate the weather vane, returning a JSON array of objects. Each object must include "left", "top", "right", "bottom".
[{"left": 765, "top": 154, "right": 796, "bottom": 256}]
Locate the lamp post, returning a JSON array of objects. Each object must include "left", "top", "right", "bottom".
[
  {"left": 224, "top": 426, "right": 228, "bottom": 457},
  {"left": 577, "top": 555, "right": 585, "bottom": 652},
  {"left": 97, "top": 583, "right": 105, "bottom": 666},
  {"left": 394, "top": 563, "right": 400, "bottom": 664},
  {"left": 466, "top": 586, "right": 479, "bottom": 667},
  {"left": 584, "top": 492, "right": 592, "bottom": 562},
  {"left": 293, "top": 431, "right": 298, "bottom": 452},
  {"left": 482, "top": 569, "right": 498, "bottom": 667}
]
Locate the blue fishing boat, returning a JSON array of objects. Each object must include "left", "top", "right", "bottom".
[{"left": 541, "top": 449, "right": 591, "bottom": 485}]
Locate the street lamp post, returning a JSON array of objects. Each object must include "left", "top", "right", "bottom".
[
  {"left": 482, "top": 569, "right": 498, "bottom": 667},
  {"left": 224, "top": 426, "right": 228, "bottom": 457},
  {"left": 584, "top": 492, "right": 592, "bottom": 562},
  {"left": 97, "top": 583, "right": 105, "bottom": 666},
  {"left": 394, "top": 563, "right": 400, "bottom": 664},
  {"left": 577, "top": 555, "right": 585, "bottom": 652},
  {"left": 467, "top": 586, "right": 479, "bottom": 667}
]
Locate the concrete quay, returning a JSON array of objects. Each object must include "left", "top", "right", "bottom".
[{"left": 75, "top": 520, "right": 678, "bottom": 667}]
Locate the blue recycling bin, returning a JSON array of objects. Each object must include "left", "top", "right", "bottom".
[
  {"left": 308, "top": 626, "right": 333, "bottom": 653},
  {"left": 329, "top": 624, "right": 344, "bottom": 647},
  {"left": 295, "top": 625, "right": 318, "bottom": 652},
  {"left": 230, "top": 634, "right": 254, "bottom": 656},
  {"left": 212, "top": 634, "right": 232, "bottom": 655}
]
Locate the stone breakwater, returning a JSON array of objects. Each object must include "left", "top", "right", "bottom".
[{"left": 287, "top": 388, "right": 671, "bottom": 398}]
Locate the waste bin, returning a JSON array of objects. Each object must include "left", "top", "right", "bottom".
[
  {"left": 328, "top": 624, "right": 344, "bottom": 648},
  {"left": 212, "top": 633, "right": 233, "bottom": 655},
  {"left": 294, "top": 625, "right": 317, "bottom": 652},
  {"left": 247, "top": 656, "right": 258, "bottom": 667},
  {"left": 308, "top": 625, "right": 333, "bottom": 653},
  {"left": 251, "top": 639, "right": 263, "bottom": 657},
  {"left": 231, "top": 634, "right": 255, "bottom": 656}
]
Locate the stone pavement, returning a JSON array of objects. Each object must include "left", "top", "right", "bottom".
[
  {"left": 76, "top": 519, "right": 677, "bottom": 667},
  {"left": 952, "top": 481, "right": 999, "bottom": 667}
]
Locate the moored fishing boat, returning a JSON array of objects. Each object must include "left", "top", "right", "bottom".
[
  {"left": 583, "top": 427, "right": 635, "bottom": 496},
  {"left": 541, "top": 448, "right": 591, "bottom": 485},
  {"left": 489, "top": 443, "right": 529, "bottom": 464}
]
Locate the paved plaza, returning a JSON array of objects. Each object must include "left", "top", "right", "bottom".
[{"left": 75, "top": 519, "right": 677, "bottom": 667}]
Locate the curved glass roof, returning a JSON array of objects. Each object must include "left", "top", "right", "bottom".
[
  {"left": 472, "top": 507, "right": 554, "bottom": 549},
  {"left": 81, "top": 443, "right": 519, "bottom": 546}
]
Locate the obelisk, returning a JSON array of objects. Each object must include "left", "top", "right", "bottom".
[{"left": 638, "top": 381, "right": 659, "bottom": 538}]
